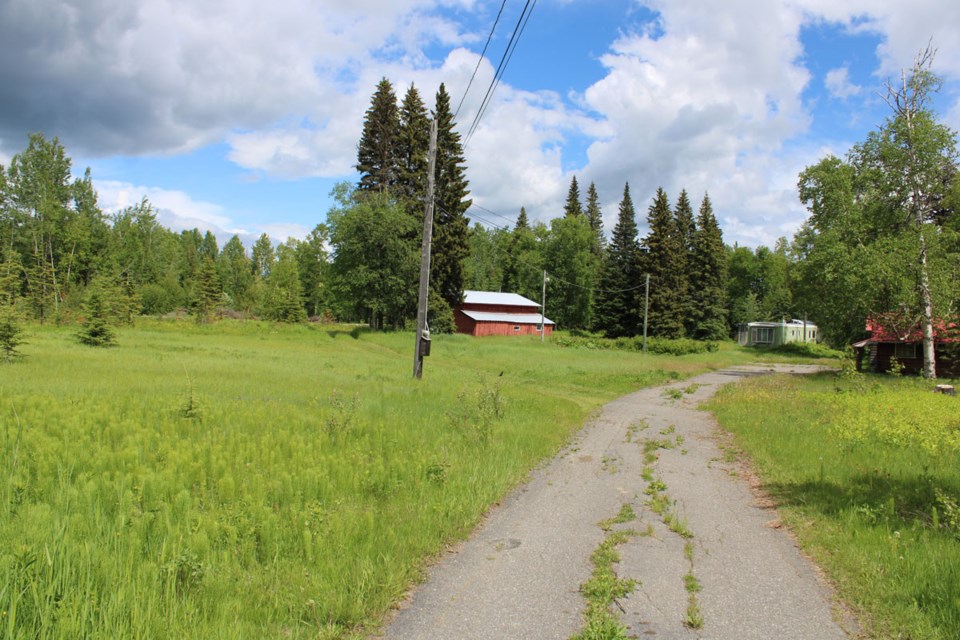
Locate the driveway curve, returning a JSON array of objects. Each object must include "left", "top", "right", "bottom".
[{"left": 380, "top": 365, "right": 855, "bottom": 640}]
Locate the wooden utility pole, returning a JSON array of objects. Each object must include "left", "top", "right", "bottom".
[
  {"left": 413, "top": 119, "right": 439, "bottom": 379},
  {"left": 642, "top": 273, "right": 650, "bottom": 354},
  {"left": 540, "top": 270, "right": 548, "bottom": 343}
]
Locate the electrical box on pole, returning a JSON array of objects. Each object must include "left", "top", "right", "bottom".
[{"left": 414, "top": 119, "right": 438, "bottom": 379}]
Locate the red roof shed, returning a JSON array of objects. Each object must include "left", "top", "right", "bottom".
[{"left": 455, "top": 290, "right": 556, "bottom": 337}]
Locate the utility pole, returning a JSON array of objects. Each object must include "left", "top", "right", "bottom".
[
  {"left": 642, "top": 273, "right": 650, "bottom": 354},
  {"left": 540, "top": 270, "right": 549, "bottom": 343},
  {"left": 413, "top": 119, "right": 438, "bottom": 379}
]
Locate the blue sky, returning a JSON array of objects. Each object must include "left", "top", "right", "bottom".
[{"left": 1, "top": 0, "right": 958, "bottom": 248}]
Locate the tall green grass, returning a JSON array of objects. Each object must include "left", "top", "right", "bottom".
[
  {"left": 1, "top": 320, "right": 755, "bottom": 639},
  {"left": 708, "top": 373, "right": 960, "bottom": 639}
]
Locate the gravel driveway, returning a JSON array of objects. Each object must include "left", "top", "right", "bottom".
[{"left": 380, "top": 364, "right": 856, "bottom": 640}]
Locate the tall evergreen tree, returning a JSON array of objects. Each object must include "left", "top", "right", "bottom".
[
  {"left": 689, "top": 193, "right": 728, "bottom": 340},
  {"left": 217, "top": 235, "right": 253, "bottom": 311},
  {"left": 673, "top": 189, "right": 695, "bottom": 336},
  {"left": 395, "top": 84, "right": 431, "bottom": 217},
  {"left": 643, "top": 188, "right": 685, "bottom": 338},
  {"left": 563, "top": 176, "right": 583, "bottom": 218},
  {"left": 594, "top": 183, "right": 641, "bottom": 337},
  {"left": 584, "top": 181, "right": 605, "bottom": 258},
  {"left": 356, "top": 78, "right": 400, "bottom": 193},
  {"left": 430, "top": 83, "right": 472, "bottom": 313}
]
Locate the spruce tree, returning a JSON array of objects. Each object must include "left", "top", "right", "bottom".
[
  {"left": 563, "top": 176, "right": 583, "bottom": 218},
  {"left": 77, "top": 284, "right": 116, "bottom": 347},
  {"left": 194, "top": 256, "right": 222, "bottom": 324},
  {"left": 673, "top": 189, "right": 695, "bottom": 336},
  {"left": 430, "top": 83, "right": 472, "bottom": 312},
  {"left": 395, "top": 84, "right": 431, "bottom": 217},
  {"left": 356, "top": 78, "right": 400, "bottom": 193},
  {"left": 0, "top": 305, "right": 24, "bottom": 363},
  {"left": 643, "top": 188, "right": 685, "bottom": 338},
  {"left": 690, "top": 193, "right": 728, "bottom": 340},
  {"left": 594, "top": 183, "right": 641, "bottom": 337},
  {"left": 584, "top": 181, "right": 605, "bottom": 258}
]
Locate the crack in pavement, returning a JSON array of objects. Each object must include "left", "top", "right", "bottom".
[{"left": 379, "top": 365, "right": 854, "bottom": 640}]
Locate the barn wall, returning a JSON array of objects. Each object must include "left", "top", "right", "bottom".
[{"left": 470, "top": 321, "right": 552, "bottom": 337}]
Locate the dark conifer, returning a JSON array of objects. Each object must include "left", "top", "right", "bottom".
[
  {"left": 430, "top": 83, "right": 472, "bottom": 312},
  {"left": 690, "top": 193, "right": 728, "bottom": 340},
  {"left": 396, "top": 84, "right": 430, "bottom": 216},
  {"left": 356, "top": 78, "right": 400, "bottom": 193},
  {"left": 594, "top": 183, "right": 640, "bottom": 337},
  {"left": 643, "top": 188, "right": 685, "bottom": 338},
  {"left": 584, "top": 181, "right": 605, "bottom": 258},
  {"left": 563, "top": 176, "right": 583, "bottom": 218},
  {"left": 673, "top": 189, "right": 695, "bottom": 336}
]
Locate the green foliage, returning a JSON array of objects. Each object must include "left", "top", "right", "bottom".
[
  {"left": 327, "top": 185, "right": 418, "bottom": 329},
  {"left": 76, "top": 284, "right": 116, "bottom": 347},
  {"left": 564, "top": 176, "right": 583, "bottom": 218},
  {"left": 356, "top": 78, "right": 400, "bottom": 192},
  {"left": 690, "top": 194, "right": 728, "bottom": 340},
  {"left": 553, "top": 334, "right": 719, "bottom": 356},
  {"left": 544, "top": 215, "right": 598, "bottom": 330},
  {"left": 768, "top": 341, "right": 844, "bottom": 359},
  {"left": 500, "top": 208, "right": 543, "bottom": 302},
  {"left": 828, "top": 383, "right": 960, "bottom": 455},
  {"left": 0, "top": 305, "right": 25, "bottom": 362},
  {"left": 431, "top": 83, "right": 472, "bottom": 313},
  {"left": 584, "top": 181, "right": 605, "bottom": 258},
  {"left": 709, "top": 374, "right": 960, "bottom": 638},
  {"left": 1, "top": 321, "right": 752, "bottom": 638},
  {"left": 572, "top": 520, "right": 637, "bottom": 640},
  {"left": 594, "top": 183, "right": 641, "bottom": 338},
  {"left": 793, "top": 49, "right": 959, "bottom": 358},
  {"left": 643, "top": 188, "right": 685, "bottom": 338}
]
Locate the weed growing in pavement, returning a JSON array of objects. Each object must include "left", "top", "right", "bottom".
[
  {"left": 663, "top": 387, "right": 683, "bottom": 400},
  {"left": 572, "top": 507, "right": 639, "bottom": 640}
]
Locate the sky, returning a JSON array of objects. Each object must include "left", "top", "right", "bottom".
[{"left": 1, "top": 0, "right": 959, "bottom": 249}]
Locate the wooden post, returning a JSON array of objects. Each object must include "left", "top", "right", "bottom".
[{"left": 414, "top": 119, "right": 438, "bottom": 379}]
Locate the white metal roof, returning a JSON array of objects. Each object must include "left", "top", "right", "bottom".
[
  {"left": 459, "top": 310, "right": 555, "bottom": 325},
  {"left": 463, "top": 290, "right": 541, "bottom": 308}
]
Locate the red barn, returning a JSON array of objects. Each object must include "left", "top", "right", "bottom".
[{"left": 454, "top": 290, "right": 556, "bottom": 337}]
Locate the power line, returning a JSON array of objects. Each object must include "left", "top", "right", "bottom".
[
  {"left": 463, "top": 0, "right": 538, "bottom": 148},
  {"left": 454, "top": 0, "right": 508, "bottom": 120}
]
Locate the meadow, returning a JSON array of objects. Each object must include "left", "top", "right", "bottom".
[
  {"left": 0, "top": 320, "right": 774, "bottom": 639},
  {"left": 709, "top": 372, "right": 960, "bottom": 640}
]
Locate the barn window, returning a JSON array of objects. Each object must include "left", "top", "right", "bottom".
[
  {"left": 514, "top": 325, "right": 521, "bottom": 332},
  {"left": 536, "top": 323, "right": 543, "bottom": 332},
  {"left": 895, "top": 343, "right": 917, "bottom": 359}
]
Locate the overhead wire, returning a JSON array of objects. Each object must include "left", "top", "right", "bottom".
[
  {"left": 462, "top": 0, "right": 538, "bottom": 148},
  {"left": 454, "top": 0, "right": 508, "bottom": 120}
]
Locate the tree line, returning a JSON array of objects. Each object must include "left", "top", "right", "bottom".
[{"left": 1, "top": 51, "right": 956, "bottom": 370}]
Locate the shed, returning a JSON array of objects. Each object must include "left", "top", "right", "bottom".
[
  {"left": 853, "top": 314, "right": 960, "bottom": 376},
  {"left": 454, "top": 290, "right": 555, "bottom": 337},
  {"left": 737, "top": 319, "right": 819, "bottom": 347}
]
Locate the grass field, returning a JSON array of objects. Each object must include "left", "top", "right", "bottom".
[
  {"left": 708, "top": 372, "right": 960, "bottom": 640},
  {"left": 0, "top": 320, "right": 784, "bottom": 639}
]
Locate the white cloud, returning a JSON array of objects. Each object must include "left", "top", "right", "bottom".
[{"left": 825, "top": 67, "right": 862, "bottom": 99}]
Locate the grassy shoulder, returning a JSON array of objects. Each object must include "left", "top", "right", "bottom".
[
  {"left": 2, "top": 319, "right": 774, "bottom": 639},
  {"left": 707, "top": 371, "right": 960, "bottom": 640}
]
